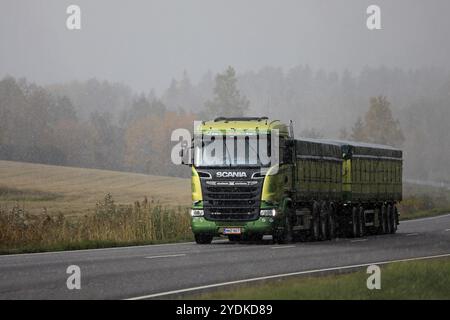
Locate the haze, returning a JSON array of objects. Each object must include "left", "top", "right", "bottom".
[{"left": 1, "top": 0, "right": 450, "bottom": 92}]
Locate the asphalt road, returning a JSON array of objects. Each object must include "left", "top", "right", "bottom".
[{"left": 1, "top": 214, "right": 449, "bottom": 299}]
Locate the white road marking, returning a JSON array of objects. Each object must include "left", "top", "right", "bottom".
[
  {"left": 406, "top": 233, "right": 420, "bottom": 236},
  {"left": 350, "top": 239, "right": 368, "bottom": 243},
  {"left": 126, "top": 252, "right": 450, "bottom": 300},
  {"left": 271, "top": 245, "right": 296, "bottom": 249},
  {"left": 0, "top": 241, "right": 195, "bottom": 259},
  {"left": 445, "top": 229, "right": 450, "bottom": 232},
  {"left": 144, "top": 254, "right": 186, "bottom": 259}
]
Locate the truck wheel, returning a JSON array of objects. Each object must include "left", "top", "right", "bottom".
[
  {"left": 320, "top": 204, "right": 330, "bottom": 241},
  {"left": 352, "top": 206, "right": 360, "bottom": 237},
  {"left": 389, "top": 205, "right": 397, "bottom": 234},
  {"left": 328, "top": 212, "right": 336, "bottom": 240},
  {"left": 379, "top": 205, "right": 388, "bottom": 234},
  {"left": 310, "top": 203, "right": 321, "bottom": 241},
  {"left": 358, "top": 206, "right": 366, "bottom": 237},
  {"left": 321, "top": 203, "right": 333, "bottom": 240},
  {"left": 386, "top": 205, "right": 393, "bottom": 234},
  {"left": 276, "top": 216, "right": 293, "bottom": 244},
  {"left": 195, "top": 234, "right": 213, "bottom": 244},
  {"left": 320, "top": 214, "right": 328, "bottom": 241},
  {"left": 392, "top": 206, "right": 399, "bottom": 233}
]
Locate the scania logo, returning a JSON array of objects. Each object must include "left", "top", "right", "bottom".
[{"left": 216, "top": 171, "right": 247, "bottom": 178}]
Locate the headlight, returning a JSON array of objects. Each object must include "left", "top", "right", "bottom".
[
  {"left": 190, "top": 209, "right": 204, "bottom": 217},
  {"left": 260, "top": 209, "right": 277, "bottom": 217}
]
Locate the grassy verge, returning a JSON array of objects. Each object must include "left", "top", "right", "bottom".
[
  {"left": 189, "top": 258, "right": 450, "bottom": 300},
  {"left": 398, "top": 183, "right": 450, "bottom": 220},
  {"left": 0, "top": 194, "right": 193, "bottom": 255}
]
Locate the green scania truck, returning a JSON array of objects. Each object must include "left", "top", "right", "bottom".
[{"left": 189, "top": 117, "right": 402, "bottom": 244}]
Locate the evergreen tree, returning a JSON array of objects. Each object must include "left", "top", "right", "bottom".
[{"left": 203, "top": 66, "right": 249, "bottom": 118}]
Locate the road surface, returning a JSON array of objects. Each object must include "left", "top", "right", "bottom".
[{"left": 0, "top": 214, "right": 449, "bottom": 299}]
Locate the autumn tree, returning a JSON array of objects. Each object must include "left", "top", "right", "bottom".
[
  {"left": 350, "top": 96, "right": 404, "bottom": 147},
  {"left": 364, "top": 96, "right": 404, "bottom": 146},
  {"left": 203, "top": 66, "right": 249, "bottom": 118}
]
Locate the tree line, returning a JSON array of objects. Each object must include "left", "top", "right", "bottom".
[{"left": 1, "top": 65, "right": 450, "bottom": 182}]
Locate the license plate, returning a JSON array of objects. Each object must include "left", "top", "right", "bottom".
[{"left": 223, "top": 228, "right": 241, "bottom": 235}]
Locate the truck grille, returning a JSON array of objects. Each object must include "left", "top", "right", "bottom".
[{"left": 201, "top": 181, "right": 262, "bottom": 221}]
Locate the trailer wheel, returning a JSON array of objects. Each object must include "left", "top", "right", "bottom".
[
  {"left": 195, "top": 234, "right": 213, "bottom": 244},
  {"left": 320, "top": 214, "right": 327, "bottom": 241},
  {"left": 320, "top": 203, "right": 331, "bottom": 240},
  {"left": 386, "top": 204, "right": 393, "bottom": 234},
  {"left": 358, "top": 206, "right": 366, "bottom": 237},
  {"left": 392, "top": 206, "right": 399, "bottom": 233},
  {"left": 310, "top": 203, "right": 321, "bottom": 241},
  {"left": 389, "top": 205, "right": 397, "bottom": 234},
  {"left": 379, "top": 205, "right": 388, "bottom": 234},
  {"left": 352, "top": 206, "right": 360, "bottom": 237},
  {"left": 328, "top": 211, "right": 336, "bottom": 240}
]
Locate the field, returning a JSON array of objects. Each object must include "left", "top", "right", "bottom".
[
  {"left": 0, "top": 160, "right": 192, "bottom": 254},
  {"left": 0, "top": 160, "right": 190, "bottom": 217},
  {"left": 1, "top": 160, "right": 450, "bottom": 254},
  {"left": 189, "top": 257, "right": 450, "bottom": 299}
]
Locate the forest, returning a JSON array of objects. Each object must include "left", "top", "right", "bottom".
[{"left": 1, "top": 65, "right": 449, "bottom": 182}]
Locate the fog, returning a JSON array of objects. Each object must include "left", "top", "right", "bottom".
[
  {"left": 1, "top": 0, "right": 450, "bottom": 92},
  {"left": 1, "top": 1, "right": 450, "bottom": 182}
]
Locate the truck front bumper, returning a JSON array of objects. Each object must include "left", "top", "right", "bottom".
[{"left": 191, "top": 216, "right": 275, "bottom": 236}]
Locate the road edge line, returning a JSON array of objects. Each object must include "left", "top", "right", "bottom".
[{"left": 125, "top": 252, "right": 450, "bottom": 300}]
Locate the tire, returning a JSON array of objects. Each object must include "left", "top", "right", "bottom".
[
  {"left": 380, "top": 205, "right": 388, "bottom": 234},
  {"left": 310, "top": 203, "right": 321, "bottom": 241},
  {"left": 195, "top": 234, "right": 213, "bottom": 244},
  {"left": 320, "top": 203, "right": 330, "bottom": 240},
  {"left": 386, "top": 204, "right": 393, "bottom": 234},
  {"left": 328, "top": 210, "right": 336, "bottom": 240},
  {"left": 392, "top": 205, "right": 399, "bottom": 233},
  {"left": 320, "top": 214, "right": 328, "bottom": 241},
  {"left": 275, "top": 215, "right": 293, "bottom": 244},
  {"left": 389, "top": 205, "right": 397, "bottom": 234},
  {"left": 358, "top": 206, "right": 366, "bottom": 237},
  {"left": 352, "top": 206, "right": 360, "bottom": 238}
]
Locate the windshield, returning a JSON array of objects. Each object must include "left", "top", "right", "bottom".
[{"left": 194, "top": 134, "right": 272, "bottom": 167}]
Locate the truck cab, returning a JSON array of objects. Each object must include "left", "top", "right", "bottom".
[{"left": 189, "top": 117, "right": 294, "bottom": 244}]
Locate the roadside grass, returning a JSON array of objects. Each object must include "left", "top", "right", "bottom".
[
  {"left": 188, "top": 258, "right": 450, "bottom": 300},
  {"left": 399, "top": 183, "right": 450, "bottom": 220},
  {"left": 0, "top": 194, "right": 193, "bottom": 255}
]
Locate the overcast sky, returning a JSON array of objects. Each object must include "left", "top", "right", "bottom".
[{"left": 1, "top": 0, "right": 449, "bottom": 93}]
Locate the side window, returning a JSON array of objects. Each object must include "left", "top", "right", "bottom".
[{"left": 280, "top": 138, "right": 294, "bottom": 164}]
